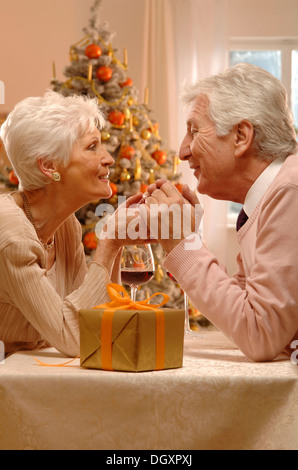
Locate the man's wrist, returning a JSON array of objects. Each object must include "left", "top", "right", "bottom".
[{"left": 160, "top": 238, "right": 185, "bottom": 255}]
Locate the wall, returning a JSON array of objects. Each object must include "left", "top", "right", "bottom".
[
  {"left": 0, "top": 0, "right": 147, "bottom": 114},
  {"left": 0, "top": 0, "right": 79, "bottom": 113},
  {"left": 1, "top": 0, "right": 298, "bottom": 119},
  {"left": 229, "top": 0, "right": 298, "bottom": 38}
]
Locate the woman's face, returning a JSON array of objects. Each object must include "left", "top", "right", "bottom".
[{"left": 60, "top": 128, "right": 115, "bottom": 205}]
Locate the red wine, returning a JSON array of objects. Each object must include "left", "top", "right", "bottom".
[
  {"left": 121, "top": 270, "right": 154, "bottom": 287},
  {"left": 167, "top": 271, "right": 177, "bottom": 283}
]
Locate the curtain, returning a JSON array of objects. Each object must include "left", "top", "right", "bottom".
[{"left": 141, "top": 0, "right": 231, "bottom": 266}]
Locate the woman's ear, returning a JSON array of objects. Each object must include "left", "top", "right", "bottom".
[
  {"left": 234, "top": 120, "right": 254, "bottom": 158},
  {"left": 37, "top": 158, "right": 59, "bottom": 181}
]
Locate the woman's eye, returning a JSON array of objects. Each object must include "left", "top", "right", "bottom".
[{"left": 88, "top": 142, "right": 98, "bottom": 151}]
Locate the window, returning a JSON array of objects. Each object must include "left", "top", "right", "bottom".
[
  {"left": 230, "top": 50, "right": 282, "bottom": 81},
  {"left": 228, "top": 38, "right": 298, "bottom": 221},
  {"left": 229, "top": 38, "right": 298, "bottom": 127}
]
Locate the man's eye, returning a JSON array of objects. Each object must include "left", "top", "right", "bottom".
[{"left": 191, "top": 128, "right": 199, "bottom": 137}]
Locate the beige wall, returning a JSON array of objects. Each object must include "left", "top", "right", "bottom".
[
  {"left": 229, "top": 0, "right": 298, "bottom": 37},
  {"left": 0, "top": 0, "right": 148, "bottom": 113},
  {"left": 1, "top": 0, "right": 298, "bottom": 114}
]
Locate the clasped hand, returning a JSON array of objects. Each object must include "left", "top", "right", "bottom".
[
  {"left": 99, "top": 179, "right": 203, "bottom": 254},
  {"left": 142, "top": 179, "right": 203, "bottom": 253}
]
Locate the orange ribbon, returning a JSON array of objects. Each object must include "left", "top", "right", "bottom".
[
  {"left": 94, "top": 283, "right": 169, "bottom": 371},
  {"left": 33, "top": 355, "right": 80, "bottom": 367}
]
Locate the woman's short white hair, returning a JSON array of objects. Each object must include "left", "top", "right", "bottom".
[
  {"left": 182, "top": 63, "right": 297, "bottom": 161},
  {"left": 0, "top": 91, "right": 106, "bottom": 190}
]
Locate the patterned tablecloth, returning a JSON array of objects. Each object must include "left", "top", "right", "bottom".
[{"left": 0, "top": 331, "right": 297, "bottom": 450}]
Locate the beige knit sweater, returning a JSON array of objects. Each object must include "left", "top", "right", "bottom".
[{"left": 0, "top": 194, "right": 111, "bottom": 357}]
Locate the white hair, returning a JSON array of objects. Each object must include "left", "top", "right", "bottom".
[
  {"left": 182, "top": 63, "right": 297, "bottom": 161},
  {"left": 0, "top": 91, "right": 106, "bottom": 190}
]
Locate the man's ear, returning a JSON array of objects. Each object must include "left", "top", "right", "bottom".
[
  {"left": 234, "top": 120, "right": 254, "bottom": 158},
  {"left": 37, "top": 158, "right": 58, "bottom": 181}
]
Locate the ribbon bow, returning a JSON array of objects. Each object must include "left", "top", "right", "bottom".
[
  {"left": 94, "top": 283, "right": 169, "bottom": 311},
  {"left": 94, "top": 283, "right": 169, "bottom": 371}
]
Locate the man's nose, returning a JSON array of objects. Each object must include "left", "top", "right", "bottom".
[{"left": 179, "top": 135, "right": 191, "bottom": 161}]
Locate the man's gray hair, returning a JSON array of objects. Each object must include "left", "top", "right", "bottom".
[{"left": 182, "top": 63, "right": 297, "bottom": 161}]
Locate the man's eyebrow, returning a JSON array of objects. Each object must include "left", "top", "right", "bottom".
[{"left": 186, "top": 119, "right": 197, "bottom": 129}]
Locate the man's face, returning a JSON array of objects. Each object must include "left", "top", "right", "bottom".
[{"left": 179, "top": 94, "right": 237, "bottom": 200}]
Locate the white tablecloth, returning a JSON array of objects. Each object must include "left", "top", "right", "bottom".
[{"left": 0, "top": 331, "right": 297, "bottom": 450}]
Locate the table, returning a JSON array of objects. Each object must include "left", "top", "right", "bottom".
[{"left": 0, "top": 331, "right": 297, "bottom": 450}]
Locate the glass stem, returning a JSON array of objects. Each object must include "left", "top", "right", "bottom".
[
  {"left": 184, "top": 293, "right": 190, "bottom": 331},
  {"left": 131, "top": 286, "right": 137, "bottom": 302}
]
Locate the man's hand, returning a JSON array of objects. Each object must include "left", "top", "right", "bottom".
[{"left": 142, "top": 179, "right": 203, "bottom": 254}]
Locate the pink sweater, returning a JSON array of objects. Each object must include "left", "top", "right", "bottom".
[{"left": 164, "top": 155, "right": 298, "bottom": 361}]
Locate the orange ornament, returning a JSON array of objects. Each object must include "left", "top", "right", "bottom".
[
  {"left": 109, "top": 182, "right": 118, "bottom": 196},
  {"left": 108, "top": 110, "right": 125, "bottom": 126},
  {"left": 175, "top": 183, "right": 184, "bottom": 194},
  {"left": 133, "top": 261, "right": 146, "bottom": 269},
  {"left": 85, "top": 44, "right": 102, "bottom": 59},
  {"left": 83, "top": 232, "right": 98, "bottom": 250},
  {"left": 150, "top": 123, "right": 159, "bottom": 134},
  {"left": 119, "top": 145, "right": 135, "bottom": 160},
  {"left": 140, "top": 182, "right": 148, "bottom": 193},
  {"left": 8, "top": 170, "right": 19, "bottom": 186},
  {"left": 151, "top": 150, "right": 167, "bottom": 165},
  {"left": 119, "top": 78, "right": 133, "bottom": 88},
  {"left": 96, "top": 66, "right": 113, "bottom": 82}
]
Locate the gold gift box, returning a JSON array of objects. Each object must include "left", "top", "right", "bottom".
[{"left": 79, "top": 307, "right": 185, "bottom": 372}]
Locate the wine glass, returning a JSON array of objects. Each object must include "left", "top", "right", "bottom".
[
  {"left": 167, "top": 271, "right": 202, "bottom": 339},
  {"left": 121, "top": 245, "right": 155, "bottom": 301}
]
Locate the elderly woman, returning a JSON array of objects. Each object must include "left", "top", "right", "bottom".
[
  {"left": 0, "top": 91, "right": 139, "bottom": 357},
  {"left": 144, "top": 63, "right": 298, "bottom": 362}
]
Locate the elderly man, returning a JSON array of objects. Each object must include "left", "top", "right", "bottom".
[{"left": 144, "top": 63, "right": 298, "bottom": 362}]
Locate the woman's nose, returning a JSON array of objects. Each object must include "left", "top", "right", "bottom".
[{"left": 102, "top": 148, "right": 115, "bottom": 167}]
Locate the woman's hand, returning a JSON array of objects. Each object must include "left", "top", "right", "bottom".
[{"left": 93, "top": 192, "right": 155, "bottom": 278}]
